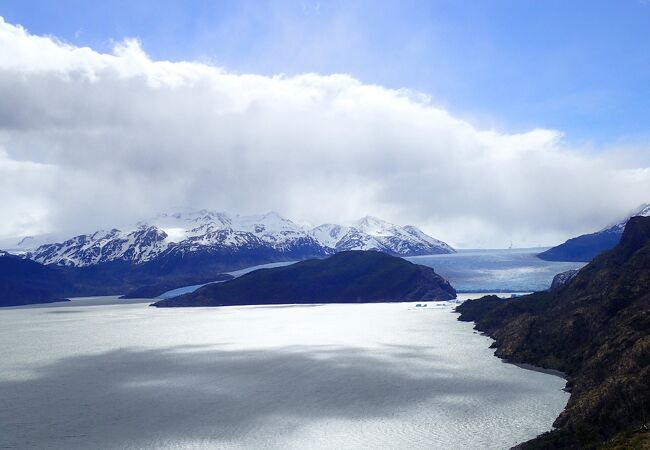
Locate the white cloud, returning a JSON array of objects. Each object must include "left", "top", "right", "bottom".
[{"left": 0, "top": 17, "right": 649, "bottom": 247}]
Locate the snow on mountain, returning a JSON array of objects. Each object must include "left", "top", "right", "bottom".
[
  {"left": 318, "top": 216, "right": 455, "bottom": 255},
  {"left": 334, "top": 226, "right": 384, "bottom": 252},
  {"left": 538, "top": 201, "right": 650, "bottom": 262},
  {"left": 310, "top": 224, "right": 351, "bottom": 249},
  {"left": 23, "top": 211, "right": 455, "bottom": 267},
  {"left": 28, "top": 226, "right": 168, "bottom": 266},
  {"left": 355, "top": 216, "right": 394, "bottom": 236},
  {"left": 603, "top": 203, "right": 650, "bottom": 233}
]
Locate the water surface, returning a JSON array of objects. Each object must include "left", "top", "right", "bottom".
[{"left": 0, "top": 296, "right": 568, "bottom": 449}]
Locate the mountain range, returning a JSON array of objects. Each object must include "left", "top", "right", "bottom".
[
  {"left": 0, "top": 211, "right": 454, "bottom": 304},
  {"left": 11, "top": 211, "right": 454, "bottom": 267},
  {"left": 538, "top": 202, "right": 650, "bottom": 262}
]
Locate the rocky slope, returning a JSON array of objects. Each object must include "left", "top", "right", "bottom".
[
  {"left": 17, "top": 211, "right": 454, "bottom": 267},
  {"left": 457, "top": 216, "right": 650, "bottom": 449},
  {"left": 539, "top": 203, "right": 650, "bottom": 262},
  {"left": 153, "top": 250, "right": 456, "bottom": 307}
]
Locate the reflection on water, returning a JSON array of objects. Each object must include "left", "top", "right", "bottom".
[
  {"left": 0, "top": 298, "right": 568, "bottom": 449},
  {"left": 408, "top": 248, "right": 586, "bottom": 292}
]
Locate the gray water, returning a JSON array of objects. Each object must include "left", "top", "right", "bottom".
[{"left": 0, "top": 296, "right": 568, "bottom": 449}]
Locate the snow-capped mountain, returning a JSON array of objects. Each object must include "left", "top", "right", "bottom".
[
  {"left": 28, "top": 226, "right": 169, "bottom": 266},
  {"left": 22, "top": 211, "right": 455, "bottom": 267},
  {"left": 313, "top": 216, "right": 454, "bottom": 255},
  {"left": 539, "top": 202, "right": 650, "bottom": 262},
  {"left": 603, "top": 203, "right": 650, "bottom": 233}
]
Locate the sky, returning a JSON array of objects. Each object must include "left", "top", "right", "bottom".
[{"left": 0, "top": 0, "right": 649, "bottom": 247}]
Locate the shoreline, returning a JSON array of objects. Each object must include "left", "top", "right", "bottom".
[
  {"left": 455, "top": 307, "right": 574, "bottom": 449},
  {"left": 506, "top": 361, "right": 567, "bottom": 380}
]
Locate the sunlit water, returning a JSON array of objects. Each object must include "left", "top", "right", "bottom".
[
  {"left": 409, "top": 248, "right": 586, "bottom": 292},
  {"left": 0, "top": 296, "right": 568, "bottom": 450}
]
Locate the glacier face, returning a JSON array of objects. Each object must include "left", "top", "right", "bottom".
[{"left": 21, "top": 211, "right": 455, "bottom": 267}]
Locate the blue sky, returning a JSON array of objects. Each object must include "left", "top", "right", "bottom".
[{"left": 2, "top": 0, "right": 649, "bottom": 147}]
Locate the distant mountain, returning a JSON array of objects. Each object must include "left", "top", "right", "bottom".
[
  {"left": 457, "top": 216, "right": 650, "bottom": 448},
  {"left": 314, "top": 216, "right": 454, "bottom": 255},
  {"left": 0, "top": 233, "right": 69, "bottom": 257},
  {"left": 20, "top": 211, "right": 454, "bottom": 267},
  {"left": 0, "top": 252, "right": 70, "bottom": 306},
  {"left": 153, "top": 250, "right": 456, "bottom": 307},
  {"left": 28, "top": 226, "right": 169, "bottom": 267},
  {"left": 0, "top": 212, "right": 454, "bottom": 299},
  {"left": 0, "top": 252, "right": 238, "bottom": 305},
  {"left": 538, "top": 203, "right": 650, "bottom": 262}
]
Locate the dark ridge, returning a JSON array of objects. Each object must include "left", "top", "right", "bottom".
[
  {"left": 537, "top": 230, "right": 621, "bottom": 262},
  {"left": 0, "top": 252, "right": 242, "bottom": 305},
  {"left": 153, "top": 250, "right": 456, "bottom": 307},
  {"left": 0, "top": 253, "right": 71, "bottom": 306},
  {"left": 457, "top": 216, "right": 650, "bottom": 449}
]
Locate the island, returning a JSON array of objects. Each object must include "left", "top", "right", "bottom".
[{"left": 152, "top": 250, "right": 456, "bottom": 307}]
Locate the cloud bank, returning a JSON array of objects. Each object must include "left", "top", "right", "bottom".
[{"left": 0, "top": 17, "right": 648, "bottom": 247}]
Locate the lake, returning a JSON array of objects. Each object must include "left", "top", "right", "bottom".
[{"left": 0, "top": 296, "right": 568, "bottom": 449}]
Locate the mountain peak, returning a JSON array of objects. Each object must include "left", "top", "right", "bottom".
[
  {"left": 356, "top": 215, "right": 389, "bottom": 225},
  {"left": 617, "top": 215, "right": 650, "bottom": 259},
  {"left": 16, "top": 236, "right": 35, "bottom": 246},
  {"left": 354, "top": 216, "right": 396, "bottom": 236},
  {"left": 630, "top": 202, "right": 650, "bottom": 218},
  {"left": 602, "top": 201, "right": 650, "bottom": 232},
  {"left": 261, "top": 211, "right": 283, "bottom": 219}
]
